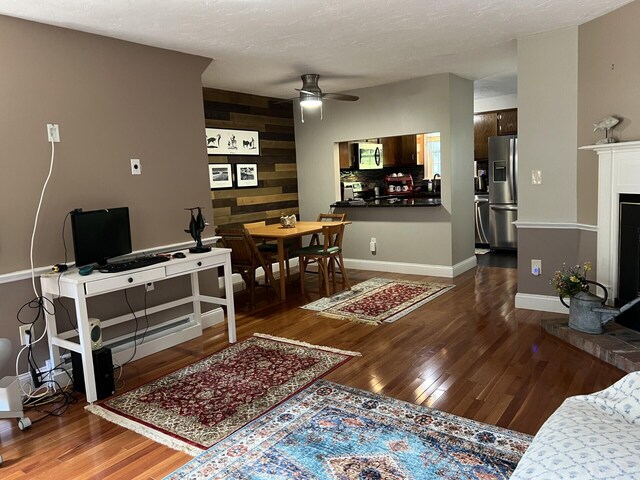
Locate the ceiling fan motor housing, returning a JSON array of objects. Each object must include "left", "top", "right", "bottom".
[{"left": 300, "top": 74, "right": 322, "bottom": 103}]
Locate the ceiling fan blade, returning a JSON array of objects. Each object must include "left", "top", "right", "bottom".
[
  {"left": 322, "top": 92, "right": 359, "bottom": 102},
  {"left": 295, "top": 88, "right": 321, "bottom": 96},
  {"left": 272, "top": 96, "right": 299, "bottom": 105}
]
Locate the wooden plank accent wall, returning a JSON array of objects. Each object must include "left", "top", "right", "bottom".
[{"left": 203, "top": 87, "right": 298, "bottom": 227}]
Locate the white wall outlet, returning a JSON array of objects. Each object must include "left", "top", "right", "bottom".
[
  {"left": 19, "top": 325, "right": 31, "bottom": 346},
  {"left": 145, "top": 282, "right": 154, "bottom": 292},
  {"left": 131, "top": 158, "right": 142, "bottom": 175},
  {"left": 370, "top": 237, "right": 377, "bottom": 253},
  {"left": 531, "top": 259, "right": 542, "bottom": 276},
  {"left": 531, "top": 169, "right": 543, "bottom": 185},
  {"left": 46, "top": 123, "right": 60, "bottom": 142}
]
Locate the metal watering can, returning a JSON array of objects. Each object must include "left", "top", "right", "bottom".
[{"left": 561, "top": 280, "right": 640, "bottom": 334}]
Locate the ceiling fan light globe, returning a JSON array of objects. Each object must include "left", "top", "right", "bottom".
[{"left": 300, "top": 98, "right": 322, "bottom": 108}]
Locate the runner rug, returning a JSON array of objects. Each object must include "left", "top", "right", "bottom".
[
  {"left": 86, "top": 334, "right": 360, "bottom": 456},
  {"left": 302, "top": 277, "right": 454, "bottom": 325},
  {"left": 165, "top": 380, "right": 532, "bottom": 480}
]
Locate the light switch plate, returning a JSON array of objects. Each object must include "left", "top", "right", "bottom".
[{"left": 531, "top": 170, "right": 543, "bottom": 185}]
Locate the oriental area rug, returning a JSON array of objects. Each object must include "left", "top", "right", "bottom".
[
  {"left": 86, "top": 334, "right": 359, "bottom": 456},
  {"left": 302, "top": 277, "right": 454, "bottom": 325},
  {"left": 165, "top": 380, "right": 532, "bottom": 480}
]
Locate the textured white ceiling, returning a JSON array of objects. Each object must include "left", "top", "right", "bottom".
[{"left": 0, "top": 0, "right": 632, "bottom": 99}]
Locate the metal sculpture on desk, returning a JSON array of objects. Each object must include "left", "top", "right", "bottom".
[
  {"left": 185, "top": 207, "right": 211, "bottom": 253},
  {"left": 594, "top": 115, "right": 620, "bottom": 144}
]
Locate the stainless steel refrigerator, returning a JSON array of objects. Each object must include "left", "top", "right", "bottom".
[{"left": 488, "top": 135, "right": 518, "bottom": 249}]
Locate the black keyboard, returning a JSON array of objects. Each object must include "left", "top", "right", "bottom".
[{"left": 98, "top": 255, "right": 170, "bottom": 273}]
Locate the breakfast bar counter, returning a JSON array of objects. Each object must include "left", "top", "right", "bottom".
[{"left": 331, "top": 196, "right": 441, "bottom": 208}]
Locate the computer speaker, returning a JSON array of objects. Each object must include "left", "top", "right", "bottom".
[{"left": 88, "top": 318, "right": 103, "bottom": 350}]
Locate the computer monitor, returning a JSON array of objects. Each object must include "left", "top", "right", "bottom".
[{"left": 71, "top": 207, "right": 132, "bottom": 267}]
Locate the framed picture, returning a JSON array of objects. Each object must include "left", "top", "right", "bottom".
[
  {"left": 235, "top": 163, "right": 258, "bottom": 188},
  {"left": 206, "top": 128, "right": 260, "bottom": 155},
  {"left": 209, "top": 164, "right": 233, "bottom": 189}
]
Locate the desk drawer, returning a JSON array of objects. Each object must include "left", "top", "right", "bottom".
[
  {"left": 85, "top": 267, "right": 165, "bottom": 295},
  {"left": 165, "top": 255, "right": 221, "bottom": 276}
]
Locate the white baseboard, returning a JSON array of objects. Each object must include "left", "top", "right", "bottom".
[
  {"left": 201, "top": 307, "right": 225, "bottom": 329},
  {"left": 344, "top": 255, "right": 476, "bottom": 279},
  {"left": 515, "top": 292, "right": 568, "bottom": 313},
  {"left": 219, "top": 258, "right": 300, "bottom": 294}
]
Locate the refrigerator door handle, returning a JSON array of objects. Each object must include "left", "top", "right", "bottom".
[
  {"left": 476, "top": 206, "right": 488, "bottom": 244},
  {"left": 509, "top": 138, "right": 517, "bottom": 202},
  {"left": 490, "top": 205, "right": 518, "bottom": 211}
]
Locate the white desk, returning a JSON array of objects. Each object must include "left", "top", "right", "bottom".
[{"left": 40, "top": 248, "right": 236, "bottom": 403}]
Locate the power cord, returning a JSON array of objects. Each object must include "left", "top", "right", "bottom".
[{"left": 15, "top": 137, "right": 58, "bottom": 402}]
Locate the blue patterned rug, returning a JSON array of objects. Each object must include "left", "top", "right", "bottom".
[{"left": 165, "top": 380, "right": 531, "bottom": 479}]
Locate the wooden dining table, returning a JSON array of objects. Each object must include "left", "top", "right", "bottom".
[{"left": 247, "top": 221, "right": 350, "bottom": 300}]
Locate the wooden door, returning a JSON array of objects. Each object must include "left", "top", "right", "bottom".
[{"left": 474, "top": 112, "right": 497, "bottom": 160}]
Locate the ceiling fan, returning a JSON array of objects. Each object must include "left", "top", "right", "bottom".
[{"left": 294, "top": 74, "right": 359, "bottom": 122}]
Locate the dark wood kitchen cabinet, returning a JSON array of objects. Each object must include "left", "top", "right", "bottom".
[
  {"left": 382, "top": 135, "right": 417, "bottom": 166},
  {"left": 400, "top": 135, "right": 417, "bottom": 164},
  {"left": 474, "top": 108, "right": 517, "bottom": 160},
  {"left": 497, "top": 109, "right": 518, "bottom": 135},
  {"left": 474, "top": 112, "right": 497, "bottom": 160},
  {"left": 382, "top": 136, "right": 401, "bottom": 166},
  {"left": 339, "top": 142, "right": 352, "bottom": 169}
]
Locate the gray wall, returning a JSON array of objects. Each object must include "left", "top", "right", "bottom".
[
  {"left": 578, "top": 0, "right": 640, "bottom": 225},
  {"left": 516, "top": 27, "right": 582, "bottom": 295},
  {"left": 517, "top": 0, "right": 640, "bottom": 297},
  {"left": 0, "top": 16, "right": 211, "bottom": 376},
  {"left": 295, "top": 73, "right": 474, "bottom": 268}
]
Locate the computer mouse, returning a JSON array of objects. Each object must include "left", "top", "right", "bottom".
[{"left": 172, "top": 252, "right": 186, "bottom": 259}]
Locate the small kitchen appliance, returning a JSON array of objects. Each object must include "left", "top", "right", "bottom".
[{"left": 385, "top": 174, "right": 413, "bottom": 195}]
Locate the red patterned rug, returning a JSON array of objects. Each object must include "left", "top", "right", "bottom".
[
  {"left": 302, "top": 277, "right": 454, "bottom": 325},
  {"left": 86, "top": 334, "right": 359, "bottom": 455}
]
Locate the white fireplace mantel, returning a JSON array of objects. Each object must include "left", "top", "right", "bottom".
[{"left": 580, "top": 141, "right": 640, "bottom": 303}]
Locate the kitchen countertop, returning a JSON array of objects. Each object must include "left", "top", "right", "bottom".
[{"left": 331, "top": 196, "right": 442, "bottom": 208}]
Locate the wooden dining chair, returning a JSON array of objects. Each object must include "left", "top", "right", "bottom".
[
  {"left": 294, "top": 223, "right": 351, "bottom": 297},
  {"left": 215, "top": 226, "right": 276, "bottom": 307},
  {"left": 244, "top": 221, "right": 291, "bottom": 279},
  {"left": 308, "top": 213, "right": 347, "bottom": 247},
  {"left": 303, "top": 213, "right": 348, "bottom": 280}
]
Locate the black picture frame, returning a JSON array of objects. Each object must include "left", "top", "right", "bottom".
[{"left": 235, "top": 163, "right": 258, "bottom": 188}]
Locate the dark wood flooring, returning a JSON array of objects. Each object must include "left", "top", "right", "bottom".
[{"left": 0, "top": 265, "right": 625, "bottom": 478}]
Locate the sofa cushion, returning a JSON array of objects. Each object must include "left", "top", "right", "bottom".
[{"left": 510, "top": 372, "right": 640, "bottom": 479}]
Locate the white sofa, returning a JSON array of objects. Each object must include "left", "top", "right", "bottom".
[{"left": 511, "top": 372, "right": 640, "bottom": 479}]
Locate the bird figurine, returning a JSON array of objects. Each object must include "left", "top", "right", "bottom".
[
  {"left": 593, "top": 115, "right": 620, "bottom": 144},
  {"left": 184, "top": 207, "right": 211, "bottom": 253}
]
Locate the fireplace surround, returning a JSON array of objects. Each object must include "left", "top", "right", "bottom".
[{"left": 580, "top": 141, "right": 640, "bottom": 305}]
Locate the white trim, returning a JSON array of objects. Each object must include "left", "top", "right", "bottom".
[
  {"left": 513, "top": 221, "right": 597, "bottom": 232},
  {"left": 201, "top": 307, "right": 225, "bottom": 329},
  {"left": 580, "top": 141, "right": 640, "bottom": 304},
  {"left": 452, "top": 256, "right": 478, "bottom": 277},
  {"left": 0, "top": 236, "right": 221, "bottom": 285},
  {"left": 580, "top": 141, "right": 640, "bottom": 152},
  {"left": 344, "top": 255, "right": 476, "bottom": 279},
  {"left": 515, "top": 292, "right": 568, "bottom": 314}
]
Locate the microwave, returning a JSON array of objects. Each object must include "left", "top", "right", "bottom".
[{"left": 355, "top": 143, "right": 383, "bottom": 170}]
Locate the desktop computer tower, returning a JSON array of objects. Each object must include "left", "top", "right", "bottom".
[{"left": 71, "top": 347, "right": 115, "bottom": 400}]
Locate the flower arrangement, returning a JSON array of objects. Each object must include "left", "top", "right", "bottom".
[{"left": 550, "top": 262, "right": 592, "bottom": 298}]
